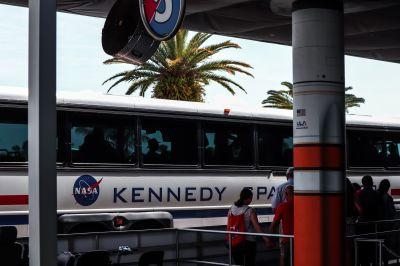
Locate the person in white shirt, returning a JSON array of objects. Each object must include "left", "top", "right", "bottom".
[
  {"left": 271, "top": 167, "right": 294, "bottom": 213},
  {"left": 228, "top": 188, "right": 268, "bottom": 266}
]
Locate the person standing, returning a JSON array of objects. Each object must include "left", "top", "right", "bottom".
[
  {"left": 358, "top": 175, "right": 380, "bottom": 221},
  {"left": 378, "top": 179, "right": 396, "bottom": 219},
  {"left": 352, "top": 183, "right": 362, "bottom": 195},
  {"left": 346, "top": 178, "right": 362, "bottom": 219},
  {"left": 271, "top": 167, "right": 294, "bottom": 212},
  {"left": 345, "top": 179, "right": 362, "bottom": 266},
  {"left": 377, "top": 179, "right": 396, "bottom": 266},
  {"left": 268, "top": 185, "right": 294, "bottom": 266},
  {"left": 358, "top": 175, "right": 380, "bottom": 266},
  {"left": 227, "top": 188, "right": 268, "bottom": 266}
]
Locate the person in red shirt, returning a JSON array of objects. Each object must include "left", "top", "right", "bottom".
[{"left": 268, "top": 185, "right": 294, "bottom": 266}]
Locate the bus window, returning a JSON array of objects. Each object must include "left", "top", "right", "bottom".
[
  {"left": 258, "top": 125, "right": 293, "bottom": 167},
  {"left": 385, "top": 132, "right": 400, "bottom": 167},
  {"left": 71, "top": 115, "right": 136, "bottom": 164},
  {"left": 141, "top": 118, "right": 198, "bottom": 165},
  {"left": 0, "top": 108, "right": 27, "bottom": 162},
  {"left": 203, "top": 123, "right": 253, "bottom": 166},
  {"left": 347, "top": 130, "right": 385, "bottom": 167}
]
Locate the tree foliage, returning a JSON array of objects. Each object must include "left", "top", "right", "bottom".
[
  {"left": 261, "top": 81, "right": 293, "bottom": 109},
  {"left": 103, "top": 30, "right": 253, "bottom": 102},
  {"left": 262, "top": 81, "right": 365, "bottom": 111}
]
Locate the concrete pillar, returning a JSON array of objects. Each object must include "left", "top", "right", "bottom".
[
  {"left": 28, "top": 0, "right": 57, "bottom": 264},
  {"left": 292, "top": 1, "right": 345, "bottom": 265}
]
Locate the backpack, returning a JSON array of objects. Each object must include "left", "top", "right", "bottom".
[{"left": 226, "top": 207, "right": 249, "bottom": 248}]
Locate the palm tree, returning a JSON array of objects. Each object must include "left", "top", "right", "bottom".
[
  {"left": 103, "top": 30, "right": 253, "bottom": 102},
  {"left": 345, "top": 86, "right": 366, "bottom": 109},
  {"left": 262, "top": 82, "right": 365, "bottom": 111},
  {"left": 261, "top": 81, "right": 293, "bottom": 109}
]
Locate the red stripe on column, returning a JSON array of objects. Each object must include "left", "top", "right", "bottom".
[
  {"left": 294, "top": 145, "right": 343, "bottom": 169},
  {"left": 294, "top": 194, "right": 344, "bottom": 266},
  {"left": 0, "top": 195, "right": 28, "bottom": 205}
]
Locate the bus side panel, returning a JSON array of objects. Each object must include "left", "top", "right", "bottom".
[
  {"left": 59, "top": 171, "right": 279, "bottom": 211},
  {"left": 0, "top": 171, "right": 28, "bottom": 212}
]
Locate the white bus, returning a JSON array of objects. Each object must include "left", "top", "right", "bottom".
[{"left": 0, "top": 88, "right": 399, "bottom": 236}]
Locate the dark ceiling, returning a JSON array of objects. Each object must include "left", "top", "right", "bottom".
[{"left": 2, "top": 0, "right": 400, "bottom": 63}]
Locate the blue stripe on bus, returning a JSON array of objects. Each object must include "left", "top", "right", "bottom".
[
  {"left": 0, "top": 215, "right": 28, "bottom": 225},
  {"left": 0, "top": 208, "right": 273, "bottom": 225}
]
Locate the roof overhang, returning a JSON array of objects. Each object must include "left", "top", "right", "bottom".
[{"left": 2, "top": 0, "right": 400, "bottom": 63}]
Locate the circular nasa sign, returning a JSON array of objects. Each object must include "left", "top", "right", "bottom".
[
  {"left": 73, "top": 175, "right": 103, "bottom": 206},
  {"left": 139, "top": 0, "right": 186, "bottom": 41}
]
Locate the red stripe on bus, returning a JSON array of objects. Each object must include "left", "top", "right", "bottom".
[
  {"left": 0, "top": 195, "right": 28, "bottom": 205},
  {"left": 294, "top": 145, "right": 344, "bottom": 169},
  {"left": 391, "top": 189, "right": 400, "bottom": 196}
]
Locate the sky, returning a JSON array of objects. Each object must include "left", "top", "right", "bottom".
[{"left": 0, "top": 4, "right": 400, "bottom": 117}]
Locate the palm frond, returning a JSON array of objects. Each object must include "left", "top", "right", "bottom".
[
  {"left": 212, "top": 79, "right": 236, "bottom": 95},
  {"left": 261, "top": 82, "right": 294, "bottom": 109},
  {"left": 164, "top": 36, "right": 177, "bottom": 59},
  {"left": 104, "top": 70, "right": 158, "bottom": 92},
  {"left": 202, "top": 41, "right": 241, "bottom": 54},
  {"left": 186, "top": 41, "right": 241, "bottom": 66},
  {"left": 103, "top": 57, "right": 132, "bottom": 65},
  {"left": 103, "top": 71, "right": 131, "bottom": 85},
  {"left": 263, "top": 91, "right": 292, "bottom": 102},
  {"left": 201, "top": 73, "right": 247, "bottom": 94},
  {"left": 195, "top": 60, "right": 253, "bottom": 77},
  {"left": 184, "top": 32, "right": 212, "bottom": 55},
  {"left": 125, "top": 78, "right": 156, "bottom": 95},
  {"left": 150, "top": 47, "right": 169, "bottom": 68},
  {"left": 175, "top": 29, "right": 188, "bottom": 56},
  {"left": 103, "top": 71, "right": 135, "bottom": 92}
]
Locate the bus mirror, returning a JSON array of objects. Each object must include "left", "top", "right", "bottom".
[{"left": 102, "top": 0, "right": 160, "bottom": 65}]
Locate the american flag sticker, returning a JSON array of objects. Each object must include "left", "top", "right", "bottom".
[{"left": 297, "top": 109, "right": 306, "bottom": 117}]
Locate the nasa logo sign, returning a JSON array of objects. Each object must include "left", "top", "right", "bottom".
[
  {"left": 139, "top": 0, "right": 185, "bottom": 41},
  {"left": 73, "top": 175, "right": 103, "bottom": 206}
]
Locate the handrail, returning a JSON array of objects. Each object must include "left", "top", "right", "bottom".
[
  {"left": 176, "top": 228, "right": 293, "bottom": 266},
  {"left": 181, "top": 259, "right": 241, "bottom": 266},
  {"left": 178, "top": 228, "right": 293, "bottom": 239},
  {"left": 18, "top": 227, "right": 291, "bottom": 242},
  {"left": 347, "top": 228, "right": 400, "bottom": 239},
  {"left": 354, "top": 238, "right": 385, "bottom": 243},
  {"left": 347, "top": 217, "right": 400, "bottom": 225},
  {"left": 17, "top": 227, "right": 177, "bottom": 242},
  {"left": 383, "top": 243, "right": 400, "bottom": 259}
]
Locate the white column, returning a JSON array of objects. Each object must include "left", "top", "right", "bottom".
[
  {"left": 28, "top": 0, "right": 57, "bottom": 264},
  {"left": 292, "top": 0, "right": 345, "bottom": 265}
]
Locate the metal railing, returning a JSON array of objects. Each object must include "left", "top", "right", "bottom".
[
  {"left": 347, "top": 218, "right": 400, "bottom": 266},
  {"left": 354, "top": 238, "right": 385, "bottom": 266},
  {"left": 18, "top": 217, "right": 400, "bottom": 265},
  {"left": 17, "top": 227, "right": 292, "bottom": 265},
  {"left": 175, "top": 228, "right": 294, "bottom": 266},
  {"left": 353, "top": 237, "right": 400, "bottom": 266}
]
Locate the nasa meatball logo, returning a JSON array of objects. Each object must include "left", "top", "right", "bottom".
[
  {"left": 73, "top": 175, "right": 103, "bottom": 206},
  {"left": 139, "top": 0, "right": 185, "bottom": 41}
]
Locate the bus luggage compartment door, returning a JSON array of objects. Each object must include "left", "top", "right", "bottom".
[{"left": 58, "top": 212, "right": 173, "bottom": 234}]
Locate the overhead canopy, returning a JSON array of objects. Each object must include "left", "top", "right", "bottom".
[{"left": 3, "top": 0, "right": 400, "bottom": 63}]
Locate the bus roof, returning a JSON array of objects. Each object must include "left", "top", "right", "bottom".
[{"left": 0, "top": 86, "right": 399, "bottom": 129}]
